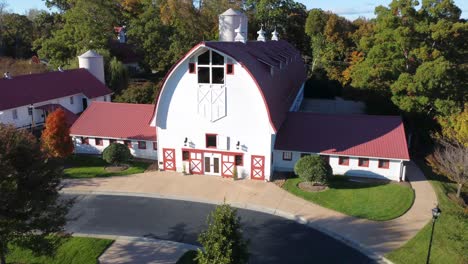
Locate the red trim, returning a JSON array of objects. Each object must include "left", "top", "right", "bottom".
[
  {"left": 189, "top": 63, "right": 196, "bottom": 73},
  {"left": 251, "top": 155, "right": 265, "bottom": 180},
  {"left": 95, "top": 138, "right": 103, "bottom": 146},
  {"left": 181, "top": 148, "right": 243, "bottom": 156},
  {"left": 378, "top": 159, "right": 390, "bottom": 169},
  {"left": 189, "top": 151, "right": 204, "bottom": 175},
  {"left": 163, "top": 148, "right": 176, "bottom": 171},
  {"left": 226, "top": 64, "right": 234, "bottom": 75},
  {"left": 338, "top": 156, "right": 349, "bottom": 166},
  {"left": 138, "top": 141, "right": 146, "bottom": 149},
  {"left": 282, "top": 151, "right": 292, "bottom": 161},
  {"left": 221, "top": 154, "right": 235, "bottom": 178},
  {"left": 205, "top": 133, "right": 217, "bottom": 148},
  {"left": 358, "top": 158, "right": 369, "bottom": 167}
]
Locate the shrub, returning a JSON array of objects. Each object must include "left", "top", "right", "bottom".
[
  {"left": 102, "top": 143, "right": 132, "bottom": 165},
  {"left": 294, "top": 155, "right": 332, "bottom": 184}
]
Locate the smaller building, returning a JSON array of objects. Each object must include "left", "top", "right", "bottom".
[
  {"left": 70, "top": 102, "right": 157, "bottom": 160},
  {"left": 274, "top": 112, "right": 410, "bottom": 181}
]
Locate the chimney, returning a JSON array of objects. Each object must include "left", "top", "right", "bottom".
[
  {"left": 272, "top": 29, "right": 279, "bottom": 41},
  {"left": 257, "top": 27, "right": 267, "bottom": 42},
  {"left": 219, "top": 8, "right": 248, "bottom": 42},
  {"left": 3, "top": 72, "right": 12, "bottom": 79}
]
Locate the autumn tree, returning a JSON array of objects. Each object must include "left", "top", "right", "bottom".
[
  {"left": 427, "top": 137, "right": 467, "bottom": 198},
  {"left": 0, "top": 124, "right": 72, "bottom": 264},
  {"left": 41, "top": 108, "right": 74, "bottom": 158}
]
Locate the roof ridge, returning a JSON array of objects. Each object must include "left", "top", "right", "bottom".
[
  {"left": 92, "top": 101, "right": 155, "bottom": 107},
  {"left": 0, "top": 68, "right": 85, "bottom": 81},
  {"left": 289, "top": 111, "right": 403, "bottom": 119}
]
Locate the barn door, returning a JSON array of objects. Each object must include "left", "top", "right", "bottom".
[
  {"left": 190, "top": 152, "right": 203, "bottom": 174},
  {"left": 251, "top": 155, "right": 265, "bottom": 180},
  {"left": 163, "top": 148, "right": 176, "bottom": 171},
  {"left": 222, "top": 155, "right": 235, "bottom": 178}
]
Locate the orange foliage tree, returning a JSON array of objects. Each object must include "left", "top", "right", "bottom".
[{"left": 41, "top": 108, "right": 74, "bottom": 158}]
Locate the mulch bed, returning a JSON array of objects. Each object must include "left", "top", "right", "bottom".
[
  {"left": 298, "top": 182, "right": 328, "bottom": 192},
  {"left": 104, "top": 165, "right": 129, "bottom": 172}
]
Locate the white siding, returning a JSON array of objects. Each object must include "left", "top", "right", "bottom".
[
  {"left": 72, "top": 137, "right": 157, "bottom": 160},
  {"left": 273, "top": 150, "right": 404, "bottom": 181}
]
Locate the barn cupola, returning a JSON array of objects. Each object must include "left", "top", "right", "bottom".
[
  {"left": 78, "top": 50, "right": 105, "bottom": 84},
  {"left": 219, "top": 8, "right": 248, "bottom": 42},
  {"left": 257, "top": 26, "right": 267, "bottom": 42},
  {"left": 271, "top": 29, "right": 279, "bottom": 41}
]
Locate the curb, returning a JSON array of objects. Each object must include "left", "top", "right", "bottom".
[{"left": 62, "top": 190, "right": 394, "bottom": 264}]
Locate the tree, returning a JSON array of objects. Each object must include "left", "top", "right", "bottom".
[
  {"left": 294, "top": 155, "right": 332, "bottom": 184},
  {"left": 102, "top": 143, "right": 132, "bottom": 165},
  {"left": 43, "top": 0, "right": 72, "bottom": 12},
  {"left": 438, "top": 104, "right": 468, "bottom": 147},
  {"left": 114, "top": 82, "right": 157, "bottom": 104},
  {"left": 427, "top": 138, "right": 467, "bottom": 198},
  {"left": 196, "top": 203, "right": 249, "bottom": 264},
  {"left": 41, "top": 108, "right": 74, "bottom": 158},
  {"left": 0, "top": 13, "right": 34, "bottom": 58},
  {"left": 0, "top": 124, "right": 72, "bottom": 264},
  {"left": 107, "top": 57, "right": 129, "bottom": 93}
]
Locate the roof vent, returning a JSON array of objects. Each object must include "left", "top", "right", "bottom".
[
  {"left": 234, "top": 26, "right": 247, "bottom": 43},
  {"left": 272, "top": 29, "right": 279, "bottom": 41},
  {"left": 58, "top": 66, "right": 64, "bottom": 72},
  {"left": 3, "top": 72, "right": 12, "bottom": 79},
  {"left": 257, "top": 26, "right": 267, "bottom": 42}
]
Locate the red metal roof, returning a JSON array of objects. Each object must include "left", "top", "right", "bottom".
[
  {"left": 275, "top": 112, "right": 410, "bottom": 160},
  {"left": 70, "top": 102, "right": 156, "bottom": 141},
  {"left": 36, "top": 104, "right": 78, "bottom": 126},
  {"left": 0, "top": 69, "right": 112, "bottom": 111},
  {"left": 204, "top": 41, "right": 306, "bottom": 132}
]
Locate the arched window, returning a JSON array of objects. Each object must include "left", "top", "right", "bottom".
[{"left": 197, "top": 50, "right": 225, "bottom": 84}]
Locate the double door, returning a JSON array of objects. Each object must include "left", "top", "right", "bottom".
[{"left": 204, "top": 153, "right": 221, "bottom": 176}]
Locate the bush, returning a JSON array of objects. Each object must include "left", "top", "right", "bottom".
[
  {"left": 102, "top": 143, "right": 132, "bottom": 165},
  {"left": 294, "top": 155, "right": 332, "bottom": 184}
]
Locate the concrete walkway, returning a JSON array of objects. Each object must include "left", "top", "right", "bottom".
[
  {"left": 76, "top": 234, "right": 198, "bottom": 264},
  {"left": 62, "top": 161, "right": 437, "bottom": 259}
]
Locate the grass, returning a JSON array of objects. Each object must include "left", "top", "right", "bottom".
[
  {"left": 64, "top": 155, "right": 150, "bottom": 179},
  {"left": 176, "top": 250, "right": 197, "bottom": 264},
  {"left": 283, "top": 176, "right": 415, "bottom": 221},
  {"left": 386, "top": 160, "right": 468, "bottom": 264},
  {"left": 6, "top": 236, "right": 113, "bottom": 264}
]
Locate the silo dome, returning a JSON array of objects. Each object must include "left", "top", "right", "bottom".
[
  {"left": 78, "top": 50, "right": 105, "bottom": 84},
  {"left": 219, "top": 8, "right": 248, "bottom": 42}
]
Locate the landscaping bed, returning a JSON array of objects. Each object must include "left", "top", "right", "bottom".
[
  {"left": 283, "top": 176, "right": 415, "bottom": 221},
  {"left": 64, "top": 155, "right": 150, "bottom": 178},
  {"left": 386, "top": 160, "right": 468, "bottom": 264},
  {"left": 6, "top": 236, "right": 113, "bottom": 264}
]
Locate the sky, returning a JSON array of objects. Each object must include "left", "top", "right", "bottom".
[{"left": 3, "top": 0, "right": 467, "bottom": 20}]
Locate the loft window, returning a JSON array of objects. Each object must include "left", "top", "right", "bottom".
[
  {"left": 138, "top": 141, "right": 146, "bottom": 149},
  {"left": 378, "top": 159, "right": 390, "bottom": 169},
  {"left": 206, "top": 134, "right": 217, "bottom": 148},
  {"left": 189, "top": 63, "right": 196, "bottom": 73},
  {"left": 235, "top": 155, "right": 243, "bottom": 166},
  {"left": 182, "top": 151, "right": 190, "bottom": 161},
  {"left": 358, "top": 158, "right": 369, "bottom": 167},
  {"left": 197, "top": 50, "right": 225, "bottom": 84},
  {"left": 226, "top": 64, "right": 234, "bottom": 75},
  {"left": 283, "top": 152, "right": 292, "bottom": 161},
  {"left": 338, "top": 156, "right": 349, "bottom": 166}
]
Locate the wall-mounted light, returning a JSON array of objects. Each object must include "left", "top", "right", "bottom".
[
  {"left": 184, "top": 137, "right": 188, "bottom": 146},
  {"left": 236, "top": 141, "right": 240, "bottom": 150}
]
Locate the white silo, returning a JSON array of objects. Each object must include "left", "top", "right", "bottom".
[
  {"left": 219, "top": 8, "right": 248, "bottom": 42},
  {"left": 78, "top": 50, "right": 105, "bottom": 84}
]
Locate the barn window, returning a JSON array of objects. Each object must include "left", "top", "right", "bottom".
[
  {"left": 358, "top": 158, "right": 369, "bottom": 167},
  {"left": 124, "top": 140, "right": 132, "bottom": 148},
  {"left": 282, "top": 152, "right": 292, "bottom": 161},
  {"left": 182, "top": 151, "right": 190, "bottom": 161},
  {"left": 81, "top": 137, "right": 89, "bottom": 145},
  {"left": 95, "top": 138, "right": 103, "bottom": 146},
  {"left": 206, "top": 134, "right": 217, "bottom": 148},
  {"left": 338, "top": 156, "right": 349, "bottom": 166},
  {"left": 153, "top": 142, "right": 158, "bottom": 150},
  {"left": 197, "top": 50, "right": 225, "bottom": 84},
  {"left": 109, "top": 139, "right": 117, "bottom": 144},
  {"left": 138, "top": 141, "right": 146, "bottom": 149},
  {"left": 189, "top": 63, "right": 196, "bottom": 73},
  {"left": 70, "top": 96, "right": 74, "bottom": 105},
  {"left": 235, "top": 155, "right": 243, "bottom": 166},
  {"left": 28, "top": 107, "right": 33, "bottom": 116},
  {"left": 12, "top": 109, "right": 18, "bottom": 119},
  {"left": 378, "top": 159, "right": 390, "bottom": 169},
  {"left": 226, "top": 64, "right": 234, "bottom": 75}
]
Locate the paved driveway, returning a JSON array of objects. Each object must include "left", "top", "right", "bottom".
[{"left": 66, "top": 194, "right": 373, "bottom": 264}]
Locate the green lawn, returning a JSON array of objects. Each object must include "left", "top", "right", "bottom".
[
  {"left": 64, "top": 155, "right": 150, "bottom": 178},
  {"left": 6, "top": 236, "right": 113, "bottom": 264},
  {"left": 386, "top": 161, "right": 468, "bottom": 264},
  {"left": 283, "top": 176, "right": 415, "bottom": 221},
  {"left": 176, "top": 250, "right": 197, "bottom": 264}
]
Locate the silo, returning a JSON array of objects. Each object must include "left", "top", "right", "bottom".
[
  {"left": 219, "top": 8, "right": 248, "bottom": 42},
  {"left": 78, "top": 50, "right": 105, "bottom": 84}
]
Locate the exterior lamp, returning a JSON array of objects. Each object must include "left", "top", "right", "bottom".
[
  {"left": 184, "top": 137, "right": 188, "bottom": 146},
  {"left": 236, "top": 141, "right": 240, "bottom": 150},
  {"left": 426, "top": 205, "right": 441, "bottom": 264}
]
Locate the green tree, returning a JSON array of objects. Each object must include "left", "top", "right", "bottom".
[
  {"left": 196, "top": 203, "right": 249, "bottom": 264},
  {"left": 294, "top": 155, "right": 332, "bottom": 184},
  {"left": 0, "top": 124, "right": 72, "bottom": 264},
  {"left": 43, "top": 0, "right": 71, "bottom": 11},
  {"left": 0, "top": 13, "right": 33, "bottom": 58},
  {"left": 114, "top": 82, "right": 157, "bottom": 104},
  {"left": 107, "top": 57, "right": 129, "bottom": 93},
  {"left": 31, "top": 11, "right": 64, "bottom": 53},
  {"left": 102, "top": 143, "right": 132, "bottom": 165}
]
